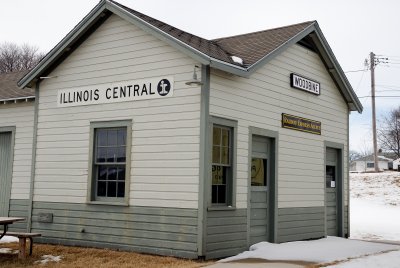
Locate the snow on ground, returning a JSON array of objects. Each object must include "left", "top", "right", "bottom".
[
  {"left": 34, "top": 255, "right": 62, "bottom": 265},
  {"left": 220, "top": 237, "right": 400, "bottom": 264},
  {"left": 0, "top": 236, "right": 18, "bottom": 243},
  {"left": 326, "top": 250, "right": 400, "bottom": 268},
  {"left": 350, "top": 171, "right": 400, "bottom": 241}
]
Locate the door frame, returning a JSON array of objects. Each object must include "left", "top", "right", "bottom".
[
  {"left": 324, "top": 141, "right": 344, "bottom": 237},
  {"left": 0, "top": 126, "right": 16, "bottom": 217},
  {"left": 247, "top": 127, "right": 278, "bottom": 245}
]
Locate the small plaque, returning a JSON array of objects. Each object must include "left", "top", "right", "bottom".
[
  {"left": 282, "top": 113, "right": 321, "bottom": 135},
  {"left": 38, "top": 213, "right": 53, "bottom": 223}
]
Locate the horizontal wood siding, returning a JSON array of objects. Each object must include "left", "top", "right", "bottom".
[
  {"left": 34, "top": 14, "right": 201, "bottom": 208},
  {"left": 0, "top": 102, "right": 34, "bottom": 200},
  {"left": 210, "top": 44, "right": 349, "bottom": 209},
  {"left": 206, "top": 209, "right": 247, "bottom": 259},
  {"left": 32, "top": 202, "right": 198, "bottom": 258},
  {"left": 277, "top": 207, "right": 325, "bottom": 242},
  {"left": 8, "top": 199, "right": 29, "bottom": 232}
]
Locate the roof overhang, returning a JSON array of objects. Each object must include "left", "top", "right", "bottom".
[{"left": 18, "top": 0, "right": 362, "bottom": 113}]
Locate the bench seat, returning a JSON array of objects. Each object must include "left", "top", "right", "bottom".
[{"left": 5, "top": 232, "right": 41, "bottom": 259}]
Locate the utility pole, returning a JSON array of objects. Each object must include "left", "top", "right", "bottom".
[{"left": 370, "top": 52, "right": 379, "bottom": 172}]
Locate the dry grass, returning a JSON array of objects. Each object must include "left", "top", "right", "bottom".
[{"left": 0, "top": 243, "right": 214, "bottom": 268}]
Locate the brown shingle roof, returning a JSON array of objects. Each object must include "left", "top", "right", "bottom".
[
  {"left": 213, "top": 21, "right": 315, "bottom": 66},
  {"left": 111, "top": 0, "right": 313, "bottom": 67},
  {"left": 110, "top": 0, "right": 234, "bottom": 64},
  {"left": 0, "top": 71, "right": 35, "bottom": 101}
]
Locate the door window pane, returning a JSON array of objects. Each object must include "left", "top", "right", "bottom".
[
  {"left": 326, "top": 165, "right": 336, "bottom": 188},
  {"left": 251, "top": 158, "right": 267, "bottom": 186}
]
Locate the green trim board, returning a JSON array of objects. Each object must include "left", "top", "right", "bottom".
[
  {"left": 247, "top": 127, "right": 278, "bottom": 245},
  {"left": 0, "top": 126, "right": 15, "bottom": 217},
  {"left": 28, "top": 82, "right": 40, "bottom": 231},
  {"left": 324, "top": 141, "right": 345, "bottom": 237},
  {"left": 198, "top": 64, "right": 210, "bottom": 257}
]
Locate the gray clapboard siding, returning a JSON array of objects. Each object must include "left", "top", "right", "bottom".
[
  {"left": 34, "top": 14, "right": 201, "bottom": 208},
  {"left": 32, "top": 202, "right": 198, "bottom": 258},
  {"left": 8, "top": 199, "right": 29, "bottom": 232},
  {"left": 210, "top": 43, "right": 349, "bottom": 209},
  {"left": 206, "top": 209, "right": 247, "bottom": 259},
  {"left": 277, "top": 207, "right": 325, "bottom": 243},
  {"left": 0, "top": 102, "right": 34, "bottom": 200}
]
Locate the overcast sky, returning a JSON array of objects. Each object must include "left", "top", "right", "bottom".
[{"left": 2, "top": 0, "right": 399, "bottom": 152}]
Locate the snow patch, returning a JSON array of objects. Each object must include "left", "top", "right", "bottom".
[
  {"left": 0, "top": 236, "right": 19, "bottom": 243},
  {"left": 326, "top": 250, "right": 400, "bottom": 268},
  {"left": 34, "top": 255, "right": 62, "bottom": 265},
  {"left": 220, "top": 237, "right": 400, "bottom": 264},
  {"left": 0, "top": 248, "right": 18, "bottom": 254},
  {"left": 231, "top": 56, "right": 243, "bottom": 65}
]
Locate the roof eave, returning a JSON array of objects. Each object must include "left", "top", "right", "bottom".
[
  {"left": 310, "top": 24, "right": 363, "bottom": 113},
  {"left": 18, "top": 1, "right": 109, "bottom": 89}
]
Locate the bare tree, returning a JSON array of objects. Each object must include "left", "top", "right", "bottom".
[
  {"left": 0, "top": 42, "right": 45, "bottom": 73},
  {"left": 377, "top": 106, "right": 400, "bottom": 159}
]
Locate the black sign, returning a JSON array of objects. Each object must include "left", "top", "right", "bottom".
[
  {"left": 290, "top": 73, "right": 320, "bottom": 95},
  {"left": 282, "top": 113, "right": 321, "bottom": 135}
]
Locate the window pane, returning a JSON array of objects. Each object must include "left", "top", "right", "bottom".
[
  {"left": 221, "top": 147, "right": 229, "bottom": 165},
  {"left": 117, "top": 147, "right": 126, "bottom": 162},
  {"left": 96, "top": 147, "right": 106, "bottom": 163},
  {"left": 213, "top": 127, "right": 221, "bottom": 145},
  {"left": 97, "top": 130, "right": 107, "bottom": 146},
  {"left": 117, "top": 167, "right": 125, "bottom": 181},
  {"left": 98, "top": 166, "right": 107, "bottom": 181},
  {"left": 212, "top": 185, "right": 226, "bottom": 204},
  {"left": 108, "top": 167, "right": 117, "bottom": 180},
  {"left": 221, "top": 128, "right": 229, "bottom": 147},
  {"left": 106, "top": 147, "right": 117, "bottom": 162},
  {"left": 108, "top": 129, "right": 118, "bottom": 146},
  {"left": 118, "top": 130, "right": 126, "bottom": 146},
  {"left": 117, "top": 182, "right": 125, "bottom": 197},
  {"left": 212, "top": 165, "right": 224, "bottom": 185},
  {"left": 97, "top": 181, "right": 106, "bottom": 196},
  {"left": 326, "top": 165, "right": 336, "bottom": 188},
  {"left": 108, "top": 181, "right": 117, "bottom": 197},
  {"left": 251, "top": 158, "right": 266, "bottom": 186},
  {"left": 212, "top": 146, "right": 220, "bottom": 164}
]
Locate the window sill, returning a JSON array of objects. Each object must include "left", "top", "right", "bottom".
[
  {"left": 87, "top": 200, "right": 129, "bottom": 207},
  {"left": 207, "top": 206, "right": 236, "bottom": 211}
]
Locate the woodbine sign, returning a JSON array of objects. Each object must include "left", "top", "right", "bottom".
[
  {"left": 290, "top": 73, "right": 320, "bottom": 95},
  {"left": 57, "top": 77, "right": 174, "bottom": 107}
]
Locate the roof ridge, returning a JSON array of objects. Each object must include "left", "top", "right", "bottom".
[{"left": 212, "top": 20, "right": 316, "bottom": 42}]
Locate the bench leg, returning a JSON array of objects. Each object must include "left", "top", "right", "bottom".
[
  {"left": 29, "top": 237, "right": 33, "bottom": 256},
  {"left": 18, "top": 237, "right": 26, "bottom": 260}
]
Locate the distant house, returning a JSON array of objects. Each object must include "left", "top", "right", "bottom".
[
  {"left": 350, "top": 155, "right": 393, "bottom": 172},
  {"left": 393, "top": 158, "right": 400, "bottom": 171}
]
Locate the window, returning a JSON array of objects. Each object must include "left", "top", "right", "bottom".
[
  {"left": 89, "top": 121, "right": 131, "bottom": 203},
  {"left": 367, "top": 162, "right": 374, "bottom": 168},
  {"left": 251, "top": 158, "right": 267, "bottom": 186},
  {"left": 211, "top": 124, "right": 233, "bottom": 205},
  {"left": 326, "top": 165, "right": 336, "bottom": 188}
]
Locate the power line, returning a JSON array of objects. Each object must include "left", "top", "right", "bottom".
[{"left": 358, "top": 95, "right": 400, "bottom": 98}]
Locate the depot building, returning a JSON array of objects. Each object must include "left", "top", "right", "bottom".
[{"left": 0, "top": 0, "right": 362, "bottom": 260}]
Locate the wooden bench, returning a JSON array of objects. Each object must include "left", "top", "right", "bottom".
[{"left": 6, "top": 232, "right": 41, "bottom": 259}]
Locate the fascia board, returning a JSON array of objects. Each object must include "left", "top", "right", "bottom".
[
  {"left": 106, "top": 1, "right": 210, "bottom": 65},
  {"left": 311, "top": 25, "right": 363, "bottom": 113},
  {"left": 246, "top": 23, "right": 318, "bottom": 77},
  {"left": 18, "top": 2, "right": 108, "bottom": 89}
]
